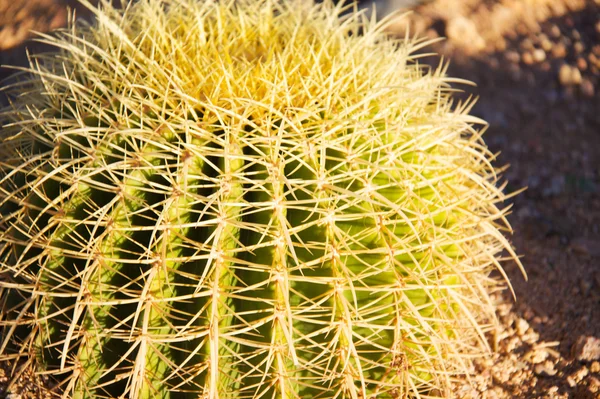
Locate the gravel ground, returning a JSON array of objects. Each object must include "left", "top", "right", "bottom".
[{"left": 1, "top": 0, "right": 599, "bottom": 398}]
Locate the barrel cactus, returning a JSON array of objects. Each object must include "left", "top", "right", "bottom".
[{"left": 0, "top": 0, "right": 523, "bottom": 398}]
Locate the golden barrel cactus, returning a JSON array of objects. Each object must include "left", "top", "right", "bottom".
[{"left": 0, "top": 0, "right": 523, "bottom": 398}]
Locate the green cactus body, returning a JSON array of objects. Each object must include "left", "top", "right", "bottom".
[{"left": 0, "top": 0, "right": 523, "bottom": 398}]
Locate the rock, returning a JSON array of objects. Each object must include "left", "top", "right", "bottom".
[
  {"left": 577, "top": 57, "right": 588, "bottom": 71},
  {"left": 5, "top": 395, "right": 22, "bottom": 399},
  {"left": 552, "top": 43, "right": 567, "bottom": 58},
  {"left": 520, "top": 38, "right": 534, "bottom": 51},
  {"left": 525, "top": 348, "right": 549, "bottom": 364},
  {"left": 482, "top": 389, "right": 499, "bottom": 399},
  {"left": 446, "top": 16, "right": 485, "bottom": 52},
  {"left": 515, "top": 318, "right": 530, "bottom": 336},
  {"left": 488, "top": 56, "right": 499, "bottom": 69},
  {"left": 589, "top": 376, "right": 600, "bottom": 394},
  {"left": 540, "top": 61, "right": 551, "bottom": 72},
  {"left": 522, "top": 52, "right": 533, "bottom": 65},
  {"left": 505, "top": 336, "right": 521, "bottom": 352},
  {"left": 505, "top": 50, "right": 520, "bottom": 63},
  {"left": 539, "top": 34, "right": 552, "bottom": 52},
  {"left": 509, "top": 63, "right": 522, "bottom": 81},
  {"left": 591, "top": 361, "right": 600, "bottom": 373},
  {"left": 559, "top": 64, "right": 581, "bottom": 86},
  {"left": 522, "top": 331, "right": 540, "bottom": 345},
  {"left": 580, "top": 79, "right": 595, "bottom": 98},
  {"left": 572, "top": 336, "right": 600, "bottom": 362},
  {"left": 495, "top": 38, "right": 506, "bottom": 52},
  {"left": 532, "top": 49, "right": 546, "bottom": 63},
  {"left": 534, "top": 361, "right": 557, "bottom": 377},
  {"left": 571, "top": 367, "right": 589, "bottom": 383}
]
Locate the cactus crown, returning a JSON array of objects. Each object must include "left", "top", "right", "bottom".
[{"left": 0, "top": 0, "right": 522, "bottom": 398}]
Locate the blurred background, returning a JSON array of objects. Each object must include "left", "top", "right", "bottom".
[{"left": 1, "top": 0, "right": 599, "bottom": 398}]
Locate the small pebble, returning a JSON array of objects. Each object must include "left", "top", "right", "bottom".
[
  {"left": 517, "top": 23, "right": 529, "bottom": 36},
  {"left": 522, "top": 331, "right": 540, "bottom": 345},
  {"left": 574, "top": 41, "right": 585, "bottom": 54},
  {"left": 525, "top": 349, "right": 549, "bottom": 364},
  {"left": 591, "top": 361, "right": 600, "bottom": 373},
  {"left": 550, "top": 24, "right": 561, "bottom": 38},
  {"left": 559, "top": 64, "right": 582, "bottom": 85},
  {"left": 532, "top": 49, "right": 546, "bottom": 63},
  {"left": 572, "top": 336, "right": 600, "bottom": 361},
  {"left": 446, "top": 16, "right": 485, "bottom": 52},
  {"left": 577, "top": 57, "right": 587, "bottom": 71},
  {"left": 589, "top": 376, "right": 600, "bottom": 393},
  {"left": 495, "top": 38, "right": 507, "bottom": 52},
  {"left": 580, "top": 79, "right": 595, "bottom": 98},
  {"left": 539, "top": 34, "right": 552, "bottom": 51},
  {"left": 520, "top": 38, "right": 534, "bottom": 51},
  {"left": 540, "top": 61, "right": 551, "bottom": 72},
  {"left": 488, "top": 56, "right": 499, "bottom": 69},
  {"left": 509, "top": 63, "right": 522, "bottom": 81},
  {"left": 571, "top": 366, "right": 589, "bottom": 383},
  {"left": 522, "top": 52, "right": 534, "bottom": 65},
  {"left": 505, "top": 336, "right": 521, "bottom": 352},
  {"left": 534, "top": 361, "right": 557, "bottom": 377},
  {"left": 505, "top": 50, "right": 520, "bottom": 63},
  {"left": 552, "top": 43, "right": 567, "bottom": 58},
  {"left": 515, "top": 318, "right": 530, "bottom": 336}
]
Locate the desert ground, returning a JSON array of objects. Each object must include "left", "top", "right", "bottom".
[{"left": 0, "top": 0, "right": 599, "bottom": 398}]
